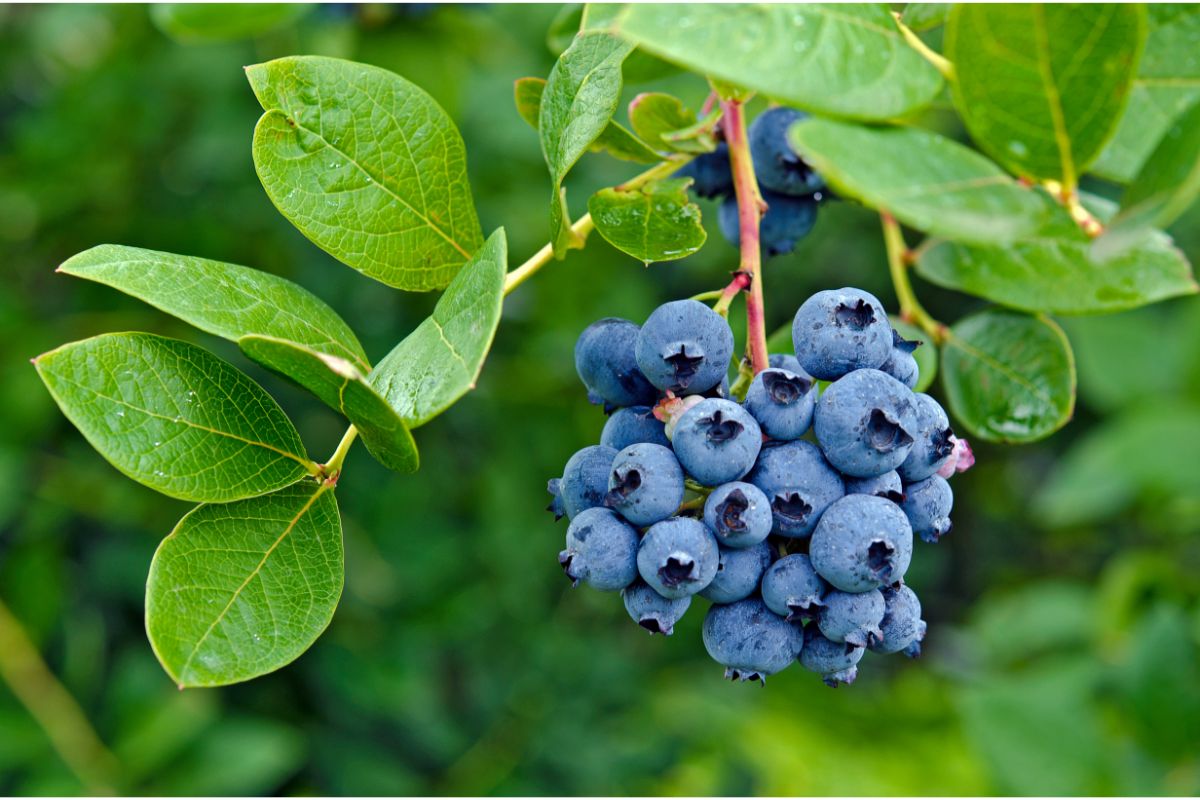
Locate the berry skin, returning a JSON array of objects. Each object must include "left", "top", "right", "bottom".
[
  {"left": 844, "top": 470, "right": 904, "bottom": 503},
  {"left": 746, "top": 439, "right": 845, "bottom": 538},
  {"left": 809, "top": 494, "right": 913, "bottom": 592},
  {"left": 559, "top": 507, "right": 640, "bottom": 591},
  {"left": 605, "top": 443, "right": 685, "bottom": 527},
  {"left": 622, "top": 580, "right": 691, "bottom": 636},
  {"left": 748, "top": 107, "right": 825, "bottom": 197},
  {"left": 814, "top": 368, "right": 919, "bottom": 478},
  {"left": 743, "top": 367, "right": 817, "bottom": 441},
  {"left": 601, "top": 405, "right": 670, "bottom": 451},
  {"left": 670, "top": 398, "right": 763, "bottom": 486},
  {"left": 673, "top": 142, "right": 733, "bottom": 199},
  {"left": 897, "top": 393, "right": 955, "bottom": 483},
  {"left": 700, "top": 540, "right": 774, "bottom": 604},
  {"left": 761, "top": 553, "right": 827, "bottom": 621},
  {"left": 575, "top": 318, "right": 658, "bottom": 408},
  {"left": 768, "top": 353, "right": 804, "bottom": 373},
  {"left": 817, "top": 589, "right": 886, "bottom": 648},
  {"left": 702, "top": 481, "right": 773, "bottom": 548},
  {"left": 900, "top": 474, "right": 953, "bottom": 543},
  {"left": 702, "top": 598, "right": 805, "bottom": 683},
  {"left": 792, "top": 287, "right": 893, "bottom": 380},
  {"left": 636, "top": 299, "right": 734, "bottom": 396},
  {"left": 546, "top": 478, "right": 567, "bottom": 520},
  {"left": 869, "top": 584, "right": 926, "bottom": 657},
  {"left": 637, "top": 517, "right": 720, "bottom": 599},
  {"left": 556, "top": 445, "right": 618, "bottom": 520},
  {"left": 799, "top": 626, "right": 864, "bottom": 687},
  {"left": 719, "top": 190, "right": 819, "bottom": 258},
  {"left": 879, "top": 328, "right": 921, "bottom": 389}
]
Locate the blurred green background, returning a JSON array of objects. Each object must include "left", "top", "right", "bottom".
[{"left": 1, "top": 4, "right": 1198, "bottom": 795}]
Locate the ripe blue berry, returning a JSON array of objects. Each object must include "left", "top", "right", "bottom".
[
  {"left": 743, "top": 367, "right": 816, "bottom": 440},
  {"left": 575, "top": 318, "right": 658, "bottom": 408},
  {"left": 673, "top": 142, "right": 733, "bottom": 199},
  {"left": 814, "top": 368, "right": 919, "bottom": 478},
  {"left": 869, "top": 584, "right": 926, "bottom": 657},
  {"left": 817, "top": 589, "right": 886, "bottom": 648},
  {"left": 746, "top": 439, "right": 844, "bottom": 538},
  {"left": 792, "top": 287, "right": 892, "bottom": 380},
  {"left": 700, "top": 540, "right": 774, "bottom": 604},
  {"left": 637, "top": 517, "right": 720, "bottom": 599},
  {"left": 702, "top": 598, "right": 805, "bottom": 683},
  {"left": 897, "top": 393, "right": 955, "bottom": 482},
  {"left": 702, "top": 481, "right": 773, "bottom": 548},
  {"left": 844, "top": 470, "right": 904, "bottom": 503},
  {"left": 810, "top": 494, "right": 913, "bottom": 592},
  {"left": 605, "top": 443, "right": 685, "bottom": 526},
  {"left": 768, "top": 353, "right": 804, "bottom": 373},
  {"left": 748, "top": 107, "right": 825, "bottom": 197},
  {"left": 670, "top": 398, "right": 762, "bottom": 486},
  {"left": 879, "top": 328, "right": 921, "bottom": 389},
  {"left": 636, "top": 299, "right": 734, "bottom": 395},
  {"left": 559, "top": 507, "right": 639, "bottom": 591},
  {"left": 719, "top": 190, "right": 819, "bottom": 257},
  {"left": 555, "top": 445, "right": 618, "bottom": 520},
  {"left": 900, "top": 474, "right": 953, "bottom": 543},
  {"left": 799, "top": 626, "right": 864, "bottom": 687},
  {"left": 600, "top": 405, "right": 670, "bottom": 451},
  {"left": 622, "top": 580, "right": 691, "bottom": 636},
  {"left": 761, "top": 553, "right": 827, "bottom": 621}
]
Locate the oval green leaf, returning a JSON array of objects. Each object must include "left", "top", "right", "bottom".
[
  {"left": 247, "top": 56, "right": 483, "bottom": 292},
  {"left": 946, "top": 4, "right": 1146, "bottom": 185},
  {"left": 514, "top": 76, "right": 658, "bottom": 164},
  {"left": 34, "top": 333, "right": 314, "bottom": 502},
  {"left": 146, "top": 480, "right": 342, "bottom": 688},
  {"left": 628, "top": 92, "right": 712, "bottom": 154},
  {"left": 369, "top": 229, "right": 506, "bottom": 427},
  {"left": 890, "top": 317, "right": 937, "bottom": 393},
  {"left": 940, "top": 309, "right": 1076, "bottom": 443},
  {"left": 612, "top": 4, "right": 943, "bottom": 121},
  {"left": 789, "top": 119, "right": 1048, "bottom": 244},
  {"left": 588, "top": 178, "right": 706, "bottom": 264}
]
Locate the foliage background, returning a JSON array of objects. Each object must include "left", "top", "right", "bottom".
[{"left": 0, "top": 4, "right": 1197, "bottom": 795}]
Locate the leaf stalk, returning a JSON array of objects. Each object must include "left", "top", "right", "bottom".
[{"left": 881, "top": 213, "right": 948, "bottom": 344}]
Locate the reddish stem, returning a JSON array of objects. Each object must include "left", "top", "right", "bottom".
[{"left": 712, "top": 271, "right": 751, "bottom": 316}]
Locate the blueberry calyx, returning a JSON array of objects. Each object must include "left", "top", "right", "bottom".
[
  {"left": 699, "top": 409, "right": 744, "bottom": 443},
  {"left": 717, "top": 489, "right": 749, "bottom": 531},
  {"left": 659, "top": 555, "right": 697, "bottom": 587},
  {"left": 605, "top": 468, "right": 642, "bottom": 506},
  {"left": 558, "top": 550, "right": 579, "bottom": 586},
  {"left": 772, "top": 491, "right": 813, "bottom": 523},
  {"left": 931, "top": 426, "right": 955, "bottom": 460},
  {"left": 762, "top": 370, "right": 812, "bottom": 404},
  {"left": 866, "top": 539, "right": 897, "bottom": 581},
  {"left": 833, "top": 299, "right": 876, "bottom": 330},
  {"left": 724, "top": 667, "right": 766, "bottom": 685},
  {"left": 663, "top": 345, "right": 705, "bottom": 386},
  {"left": 638, "top": 617, "right": 670, "bottom": 635},
  {"left": 866, "top": 408, "right": 914, "bottom": 453},
  {"left": 892, "top": 328, "right": 921, "bottom": 354},
  {"left": 785, "top": 597, "right": 823, "bottom": 623}
]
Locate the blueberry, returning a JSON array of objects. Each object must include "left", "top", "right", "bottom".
[
  {"left": 575, "top": 318, "right": 658, "bottom": 408},
  {"left": 809, "top": 494, "right": 913, "bottom": 592},
  {"left": 702, "top": 598, "right": 805, "bottom": 683},
  {"left": 900, "top": 475, "right": 953, "bottom": 543},
  {"left": 746, "top": 439, "right": 844, "bottom": 538},
  {"left": 600, "top": 405, "right": 670, "bottom": 451},
  {"left": 744, "top": 367, "right": 816, "bottom": 441},
  {"left": 799, "top": 626, "right": 864, "bottom": 687},
  {"left": 748, "top": 107, "right": 825, "bottom": 197},
  {"left": 555, "top": 445, "right": 618, "bottom": 519},
  {"left": 719, "top": 190, "right": 819, "bottom": 257},
  {"left": 670, "top": 398, "right": 762, "bottom": 486},
  {"left": 817, "top": 589, "right": 886, "bottom": 648},
  {"left": 605, "top": 443, "right": 685, "bottom": 526},
  {"left": 879, "top": 328, "right": 921, "bottom": 389},
  {"left": 546, "top": 478, "right": 567, "bottom": 520},
  {"left": 673, "top": 142, "right": 733, "bottom": 199},
  {"left": 637, "top": 517, "right": 720, "bottom": 599},
  {"left": 559, "top": 507, "right": 639, "bottom": 591},
  {"left": 760, "top": 553, "right": 827, "bottom": 621},
  {"left": 702, "top": 481, "right": 773, "bottom": 548},
  {"left": 622, "top": 580, "right": 691, "bottom": 636},
  {"left": 813, "top": 368, "right": 919, "bottom": 478},
  {"left": 844, "top": 470, "right": 904, "bottom": 503},
  {"left": 897, "top": 393, "right": 955, "bottom": 482},
  {"left": 768, "top": 353, "right": 803, "bottom": 373},
  {"left": 636, "top": 299, "right": 734, "bottom": 395},
  {"left": 869, "top": 584, "right": 926, "bottom": 657},
  {"left": 700, "top": 540, "right": 774, "bottom": 604},
  {"left": 792, "top": 288, "right": 892, "bottom": 380}
]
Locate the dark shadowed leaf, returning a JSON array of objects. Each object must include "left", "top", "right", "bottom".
[{"left": 150, "top": 4, "right": 308, "bottom": 42}]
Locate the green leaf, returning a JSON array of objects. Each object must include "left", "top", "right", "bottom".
[
  {"left": 247, "top": 56, "right": 483, "bottom": 292},
  {"left": 588, "top": 178, "right": 707, "bottom": 264},
  {"left": 890, "top": 317, "right": 937, "bottom": 393},
  {"left": 146, "top": 480, "right": 342, "bottom": 688},
  {"left": 514, "top": 77, "right": 658, "bottom": 164},
  {"left": 369, "top": 229, "right": 506, "bottom": 427},
  {"left": 945, "top": 4, "right": 1146, "bottom": 184},
  {"left": 540, "top": 32, "right": 635, "bottom": 254},
  {"left": 900, "top": 3, "right": 949, "bottom": 33},
  {"left": 34, "top": 333, "right": 314, "bottom": 502},
  {"left": 940, "top": 309, "right": 1075, "bottom": 443},
  {"left": 149, "top": 4, "right": 308, "bottom": 42},
  {"left": 916, "top": 196, "right": 1198, "bottom": 315},
  {"left": 789, "top": 119, "right": 1047, "bottom": 244},
  {"left": 546, "top": 3, "right": 584, "bottom": 53},
  {"left": 613, "top": 4, "right": 944, "bottom": 121},
  {"left": 628, "top": 93, "right": 712, "bottom": 154},
  {"left": 238, "top": 337, "right": 417, "bottom": 474},
  {"left": 514, "top": 77, "right": 545, "bottom": 129},
  {"left": 1092, "top": 6, "right": 1200, "bottom": 182}
]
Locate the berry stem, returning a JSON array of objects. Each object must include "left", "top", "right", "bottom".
[
  {"left": 721, "top": 97, "right": 770, "bottom": 375},
  {"left": 881, "top": 213, "right": 948, "bottom": 344},
  {"left": 1044, "top": 179, "right": 1104, "bottom": 237},
  {"left": 321, "top": 424, "right": 359, "bottom": 483},
  {"left": 711, "top": 271, "right": 751, "bottom": 317}
]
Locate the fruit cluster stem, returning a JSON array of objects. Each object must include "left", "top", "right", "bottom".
[
  {"left": 711, "top": 271, "right": 752, "bottom": 317},
  {"left": 721, "top": 98, "right": 771, "bottom": 375},
  {"left": 881, "top": 213, "right": 947, "bottom": 344}
]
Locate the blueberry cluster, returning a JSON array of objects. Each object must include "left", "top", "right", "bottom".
[
  {"left": 550, "top": 288, "right": 973, "bottom": 686},
  {"left": 676, "top": 107, "right": 829, "bottom": 257}
]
